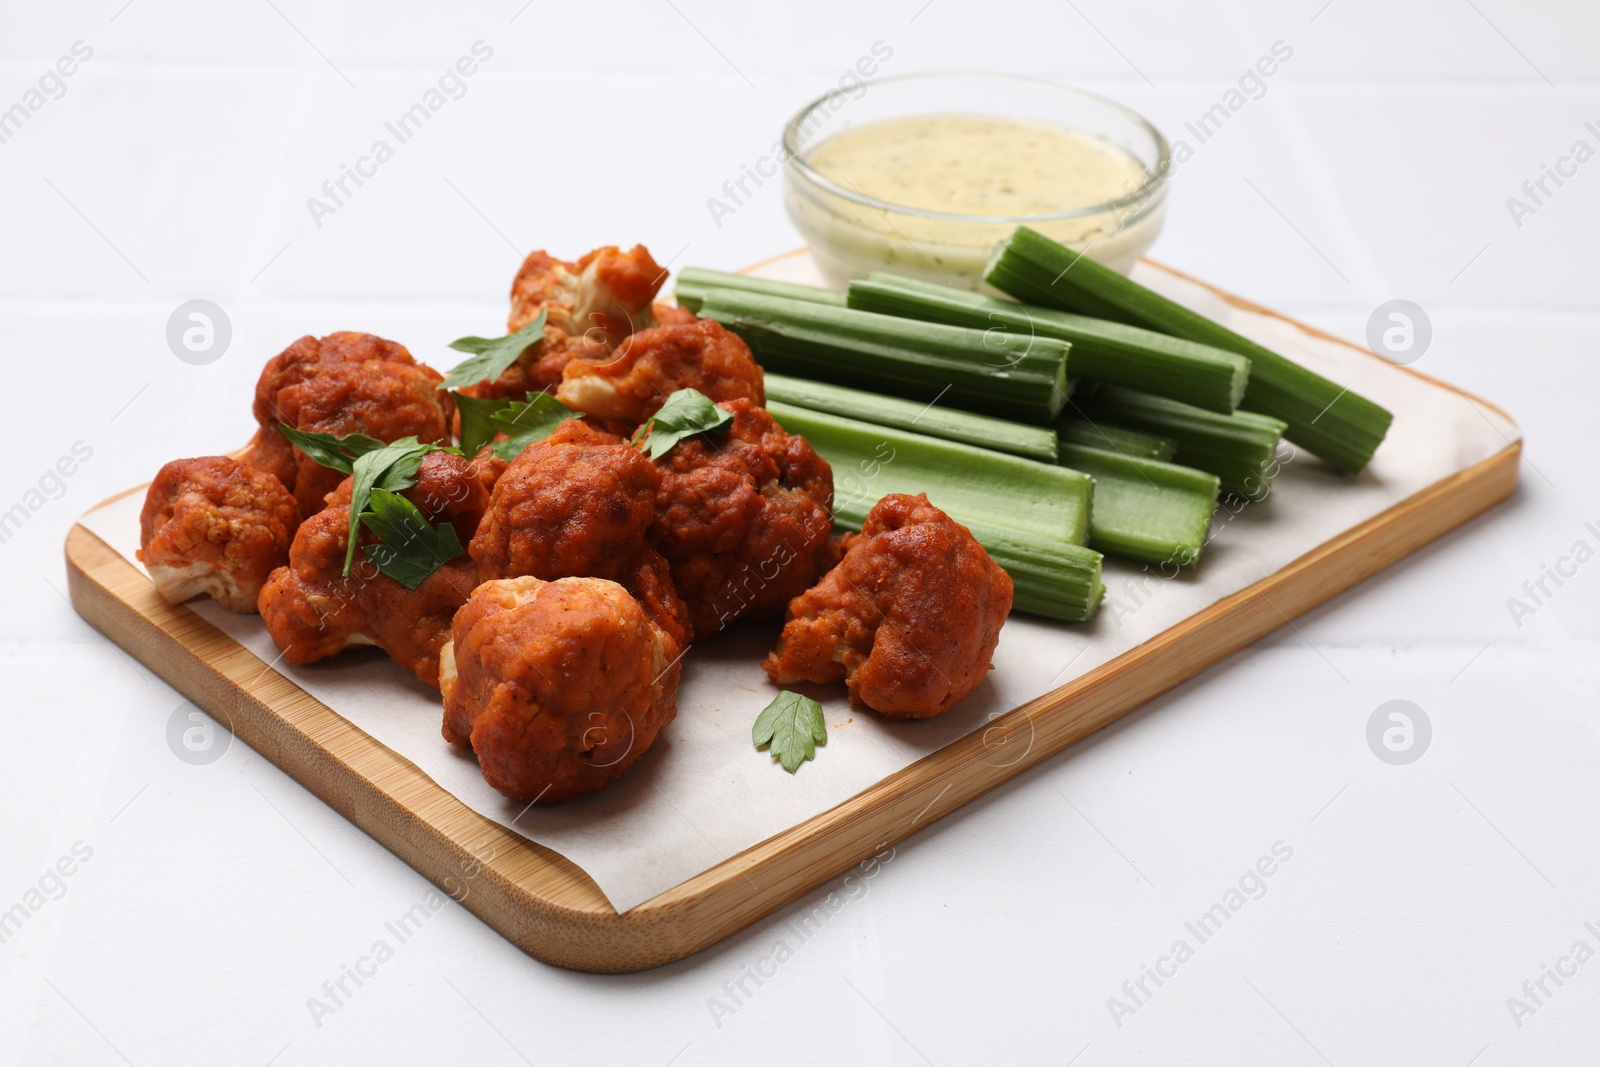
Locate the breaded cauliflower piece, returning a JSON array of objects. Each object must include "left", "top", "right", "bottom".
[
  {"left": 509, "top": 246, "right": 667, "bottom": 343},
  {"left": 469, "top": 419, "right": 691, "bottom": 648},
  {"left": 463, "top": 246, "right": 669, "bottom": 399},
  {"left": 456, "top": 326, "right": 609, "bottom": 403},
  {"left": 440, "top": 576, "right": 681, "bottom": 804},
  {"left": 257, "top": 451, "right": 487, "bottom": 689},
  {"left": 556, "top": 320, "right": 764, "bottom": 427},
  {"left": 138, "top": 456, "right": 299, "bottom": 613},
  {"left": 650, "top": 399, "right": 834, "bottom": 640},
  {"left": 354, "top": 448, "right": 493, "bottom": 544},
  {"left": 464, "top": 444, "right": 509, "bottom": 498},
  {"left": 241, "top": 331, "right": 455, "bottom": 517},
  {"left": 763, "top": 493, "right": 1013, "bottom": 719},
  {"left": 652, "top": 301, "right": 698, "bottom": 326}
]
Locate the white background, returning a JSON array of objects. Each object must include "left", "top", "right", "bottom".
[{"left": 1, "top": 1, "right": 1596, "bottom": 1064}]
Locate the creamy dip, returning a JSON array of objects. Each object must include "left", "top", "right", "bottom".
[
  {"left": 785, "top": 112, "right": 1165, "bottom": 287},
  {"left": 805, "top": 113, "right": 1148, "bottom": 218}
]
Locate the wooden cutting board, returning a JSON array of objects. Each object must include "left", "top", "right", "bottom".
[{"left": 65, "top": 255, "right": 1520, "bottom": 973}]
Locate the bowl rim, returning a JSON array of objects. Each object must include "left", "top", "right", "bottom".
[{"left": 781, "top": 71, "right": 1172, "bottom": 225}]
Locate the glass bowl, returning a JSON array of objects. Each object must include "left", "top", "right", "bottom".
[{"left": 781, "top": 72, "right": 1170, "bottom": 289}]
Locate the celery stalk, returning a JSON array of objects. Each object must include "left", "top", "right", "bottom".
[
  {"left": 849, "top": 273, "right": 1250, "bottom": 414},
  {"left": 1057, "top": 418, "right": 1176, "bottom": 461},
  {"left": 763, "top": 373, "right": 1058, "bottom": 462},
  {"left": 1072, "top": 386, "right": 1287, "bottom": 502},
  {"left": 697, "top": 289, "right": 1071, "bottom": 423},
  {"left": 1057, "top": 443, "right": 1219, "bottom": 566},
  {"left": 986, "top": 227, "right": 1392, "bottom": 473},
  {"left": 673, "top": 267, "right": 844, "bottom": 314}
]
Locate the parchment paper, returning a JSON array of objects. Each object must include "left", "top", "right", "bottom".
[{"left": 78, "top": 258, "right": 1519, "bottom": 912}]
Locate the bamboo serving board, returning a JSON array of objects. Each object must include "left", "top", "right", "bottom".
[{"left": 65, "top": 258, "right": 1521, "bottom": 973}]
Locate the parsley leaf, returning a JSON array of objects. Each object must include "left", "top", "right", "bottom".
[
  {"left": 752, "top": 691, "right": 827, "bottom": 774},
  {"left": 490, "top": 392, "right": 579, "bottom": 460},
  {"left": 630, "top": 388, "right": 733, "bottom": 460},
  {"left": 277, "top": 424, "right": 389, "bottom": 474},
  {"left": 359, "top": 489, "right": 464, "bottom": 589},
  {"left": 437, "top": 309, "right": 549, "bottom": 392},
  {"left": 277, "top": 427, "right": 460, "bottom": 580},
  {"left": 450, "top": 390, "right": 581, "bottom": 460},
  {"left": 343, "top": 437, "right": 439, "bottom": 576},
  {"left": 452, "top": 392, "right": 516, "bottom": 458}
]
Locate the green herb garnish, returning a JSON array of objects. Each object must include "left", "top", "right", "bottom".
[
  {"left": 452, "top": 392, "right": 514, "bottom": 458},
  {"left": 630, "top": 388, "right": 732, "bottom": 460},
  {"left": 752, "top": 691, "right": 827, "bottom": 774},
  {"left": 272, "top": 426, "right": 465, "bottom": 584},
  {"left": 277, "top": 424, "right": 390, "bottom": 474},
  {"left": 491, "top": 392, "right": 579, "bottom": 460},
  {"left": 437, "top": 309, "right": 548, "bottom": 392},
  {"left": 342, "top": 437, "right": 452, "bottom": 576},
  {"left": 451, "top": 390, "right": 581, "bottom": 461},
  {"left": 359, "top": 489, "right": 464, "bottom": 589}
]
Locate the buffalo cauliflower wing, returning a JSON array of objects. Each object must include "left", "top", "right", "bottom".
[
  {"left": 763, "top": 493, "right": 1013, "bottom": 719},
  {"left": 439, "top": 576, "right": 681, "bottom": 804},
  {"left": 469, "top": 419, "right": 691, "bottom": 648},
  {"left": 456, "top": 325, "right": 609, "bottom": 403},
  {"left": 649, "top": 399, "right": 834, "bottom": 640},
  {"left": 652, "top": 301, "right": 698, "bottom": 327},
  {"left": 138, "top": 456, "right": 299, "bottom": 613},
  {"left": 257, "top": 450, "right": 487, "bottom": 688},
  {"left": 508, "top": 245, "right": 666, "bottom": 342},
  {"left": 240, "top": 331, "right": 455, "bottom": 517},
  {"left": 556, "top": 319, "right": 764, "bottom": 427},
  {"left": 464, "top": 443, "right": 509, "bottom": 498},
  {"left": 463, "top": 246, "right": 669, "bottom": 399}
]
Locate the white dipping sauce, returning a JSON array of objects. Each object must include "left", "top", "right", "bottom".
[
  {"left": 806, "top": 113, "right": 1148, "bottom": 219},
  {"left": 786, "top": 113, "right": 1165, "bottom": 287}
]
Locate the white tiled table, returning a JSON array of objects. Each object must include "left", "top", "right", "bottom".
[{"left": 1, "top": 2, "right": 1595, "bottom": 1064}]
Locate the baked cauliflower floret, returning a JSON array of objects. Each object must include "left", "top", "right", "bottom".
[
  {"left": 464, "top": 444, "right": 509, "bottom": 499},
  {"left": 440, "top": 576, "right": 681, "bottom": 804},
  {"left": 469, "top": 419, "right": 690, "bottom": 648},
  {"left": 509, "top": 246, "right": 667, "bottom": 343},
  {"left": 556, "top": 320, "right": 764, "bottom": 427},
  {"left": 457, "top": 327, "right": 608, "bottom": 403},
  {"left": 241, "top": 331, "right": 455, "bottom": 517},
  {"left": 650, "top": 399, "right": 834, "bottom": 640},
  {"left": 257, "top": 451, "right": 483, "bottom": 689},
  {"left": 138, "top": 456, "right": 299, "bottom": 613},
  {"left": 763, "top": 493, "right": 1013, "bottom": 719},
  {"left": 464, "top": 246, "right": 669, "bottom": 399},
  {"left": 322, "top": 449, "right": 491, "bottom": 544},
  {"left": 652, "top": 301, "right": 698, "bottom": 327}
]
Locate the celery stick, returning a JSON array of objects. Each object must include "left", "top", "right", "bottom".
[
  {"left": 1072, "top": 386, "right": 1287, "bottom": 502},
  {"left": 849, "top": 273, "right": 1250, "bottom": 414},
  {"left": 698, "top": 289, "right": 1071, "bottom": 422},
  {"left": 987, "top": 226, "right": 1392, "bottom": 473},
  {"left": 764, "top": 373, "right": 1058, "bottom": 462},
  {"left": 1057, "top": 418, "right": 1176, "bottom": 461},
  {"left": 1057, "top": 443, "right": 1219, "bottom": 566},
  {"left": 673, "top": 267, "right": 844, "bottom": 314},
  {"left": 766, "top": 400, "right": 1102, "bottom": 621},
  {"left": 967, "top": 532, "right": 1105, "bottom": 623}
]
